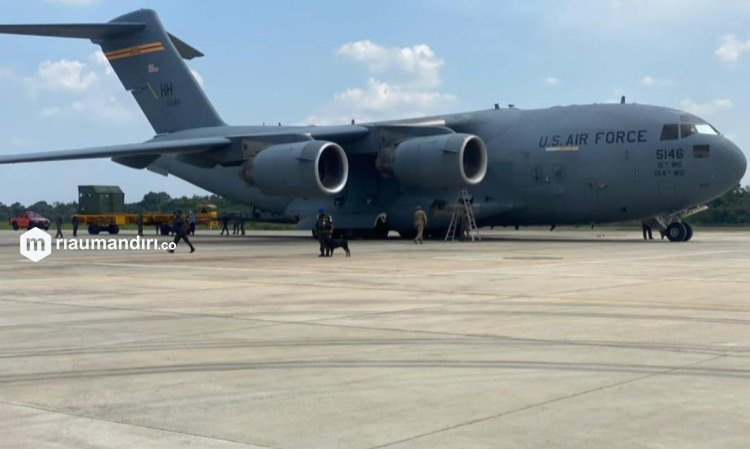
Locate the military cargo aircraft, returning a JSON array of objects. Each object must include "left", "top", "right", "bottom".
[{"left": 1, "top": 9, "right": 746, "bottom": 241}]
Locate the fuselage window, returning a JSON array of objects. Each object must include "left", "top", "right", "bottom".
[
  {"left": 660, "top": 124, "right": 679, "bottom": 141},
  {"left": 681, "top": 124, "right": 697, "bottom": 139},
  {"left": 693, "top": 145, "right": 710, "bottom": 158}
]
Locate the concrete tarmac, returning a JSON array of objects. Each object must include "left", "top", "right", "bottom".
[{"left": 0, "top": 228, "right": 748, "bottom": 448}]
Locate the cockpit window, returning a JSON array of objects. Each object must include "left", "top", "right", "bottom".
[
  {"left": 681, "top": 124, "right": 697, "bottom": 139},
  {"left": 660, "top": 124, "right": 679, "bottom": 141},
  {"left": 695, "top": 124, "right": 719, "bottom": 135}
]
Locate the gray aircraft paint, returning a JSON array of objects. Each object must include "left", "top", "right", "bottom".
[{"left": 0, "top": 9, "right": 746, "bottom": 238}]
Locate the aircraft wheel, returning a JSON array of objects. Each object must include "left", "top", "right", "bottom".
[
  {"left": 11, "top": 221, "right": 18, "bottom": 231},
  {"left": 683, "top": 222, "right": 694, "bottom": 242},
  {"left": 398, "top": 230, "right": 417, "bottom": 240},
  {"left": 369, "top": 227, "right": 389, "bottom": 239},
  {"left": 665, "top": 222, "right": 687, "bottom": 242}
]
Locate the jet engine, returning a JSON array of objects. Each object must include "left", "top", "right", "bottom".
[
  {"left": 377, "top": 133, "right": 488, "bottom": 189},
  {"left": 240, "top": 140, "right": 349, "bottom": 197}
]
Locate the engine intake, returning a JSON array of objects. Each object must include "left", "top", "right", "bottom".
[
  {"left": 240, "top": 140, "right": 348, "bottom": 197},
  {"left": 378, "top": 133, "right": 487, "bottom": 189}
]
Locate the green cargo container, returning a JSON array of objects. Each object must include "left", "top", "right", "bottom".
[{"left": 77, "top": 185, "right": 125, "bottom": 214}]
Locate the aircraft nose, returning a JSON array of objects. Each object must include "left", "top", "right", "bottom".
[{"left": 723, "top": 138, "right": 747, "bottom": 183}]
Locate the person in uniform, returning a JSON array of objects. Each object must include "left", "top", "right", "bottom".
[
  {"left": 168, "top": 210, "right": 195, "bottom": 253},
  {"left": 413, "top": 206, "right": 427, "bottom": 244},
  {"left": 188, "top": 211, "right": 197, "bottom": 236},
  {"left": 136, "top": 211, "right": 144, "bottom": 236},
  {"left": 71, "top": 214, "right": 79, "bottom": 237},
  {"left": 315, "top": 208, "right": 333, "bottom": 257},
  {"left": 220, "top": 213, "right": 230, "bottom": 236},
  {"left": 461, "top": 210, "right": 471, "bottom": 241},
  {"left": 641, "top": 221, "right": 653, "bottom": 240},
  {"left": 54, "top": 215, "right": 63, "bottom": 239}
]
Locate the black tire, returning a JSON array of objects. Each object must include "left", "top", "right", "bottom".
[
  {"left": 666, "top": 222, "right": 687, "bottom": 242},
  {"left": 88, "top": 224, "right": 100, "bottom": 235},
  {"left": 11, "top": 221, "right": 18, "bottom": 231},
  {"left": 160, "top": 224, "right": 172, "bottom": 236},
  {"left": 369, "top": 227, "right": 390, "bottom": 239},
  {"left": 398, "top": 230, "right": 417, "bottom": 240},
  {"left": 108, "top": 224, "right": 120, "bottom": 235},
  {"left": 683, "top": 222, "right": 694, "bottom": 242}
]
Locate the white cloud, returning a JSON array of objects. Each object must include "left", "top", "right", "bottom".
[
  {"left": 336, "top": 40, "right": 444, "bottom": 88},
  {"left": 544, "top": 76, "right": 559, "bottom": 86},
  {"left": 640, "top": 75, "right": 673, "bottom": 87},
  {"left": 715, "top": 34, "right": 750, "bottom": 63},
  {"left": 307, "top": 41, "right": 453, "bottom": 124},
  {"left": 30, "top": 59, "right": 98, "bottom": 93},
  {"left": 24, "top": 51, "right": 137, "bottom": 126},
  {"left": 679, "top": 98, "right": 732, "bottom": 116}
]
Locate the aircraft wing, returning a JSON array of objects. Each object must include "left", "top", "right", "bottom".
[{"left": 0, "top": 137, "right": 230, "bottom": 164}]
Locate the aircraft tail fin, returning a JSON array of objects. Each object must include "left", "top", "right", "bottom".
[{"left": 0, "top": 9, "right": 225, "bottom": 134}]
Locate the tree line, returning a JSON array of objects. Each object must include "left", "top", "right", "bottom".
[
  {"left": 0, "top": 192, "right": 251, "bottom": 224},
  {"left": 1, "top": 186, "right": 749, "bottom": 226}
]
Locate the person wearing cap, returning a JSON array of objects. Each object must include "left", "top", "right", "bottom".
[
  {"left": 315, "top": 208, "right": 333, "bottom": 257},
  {"left": 413, "top": 205, "right": 427, "bottom": 244}
]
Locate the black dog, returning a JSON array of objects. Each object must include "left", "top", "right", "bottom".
[{"left": 323, "top": 238, "right": 351, "bottom": 257}]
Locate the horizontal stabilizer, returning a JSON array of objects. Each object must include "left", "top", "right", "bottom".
[
  {"left": 0, "top": 137, "right": 230, "bottom": 164},
  {"left": 0, "top": 22, "right": 144, "bottom": 40}
]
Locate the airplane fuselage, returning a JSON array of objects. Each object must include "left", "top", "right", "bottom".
[{"left": 151, "top": 103, "right": 746, "bottom": 234}]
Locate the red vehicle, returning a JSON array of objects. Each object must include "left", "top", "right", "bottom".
[{"left": 9, "top": 211, "right": 50, "bottom": 231}]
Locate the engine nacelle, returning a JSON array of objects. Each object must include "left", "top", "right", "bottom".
[
  {"left": 240, "top": 140, "right": 348, "bottom": 197},
  {"left": 378, "top": 133, "right": 488, "bottom": 189}
]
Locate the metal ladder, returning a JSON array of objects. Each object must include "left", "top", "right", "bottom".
[{"left": 445, "top": 189, "right": 481, "bottom": 242}]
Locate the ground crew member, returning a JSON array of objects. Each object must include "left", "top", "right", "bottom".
[
  {"left": 232, "top": 213, "right": 240, "bottom": 235},
  {"left": 413, "top": 206, "right": 427, "bottom": 244},
  {"left": 220, "top": 213, "right": 230, "bottom": 236},
  {"left": 641, "top": 222, "right": 653, "bottom": 240},
  {"left": 461, "top": 210, "right": 471, "bottom": 241},
  {"left": 188, "top": 211, "right": 197, "bottom": 236},
  {"left": 71, "top": 214, "right": 79, "bottom": 237},
  {"left": 168, "top": 210, "right": 195, "bottom": 253},
  {"left": 136, "top": 211, "right": 144, "bottom": 236},
  {"left": 315, "top": 208, "right": 333, "bottom": 257},
  {"left": 54, "top": 215, "right": 63, "bottom": 239},
  {"left": 239, "top": 212, "right": 246, "bottom": 236}
]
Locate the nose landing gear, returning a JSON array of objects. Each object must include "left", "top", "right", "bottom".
[{"left": 665, "top": 222, "right": 693, "bottom": 242}]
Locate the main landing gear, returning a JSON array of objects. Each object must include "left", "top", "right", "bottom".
[{"left": 665, "top": 222, "right": 693, "bottom": 242}]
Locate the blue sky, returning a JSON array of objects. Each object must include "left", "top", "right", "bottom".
[{"left": 1, "top": 0, "right": 749, "bottom": 204}]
